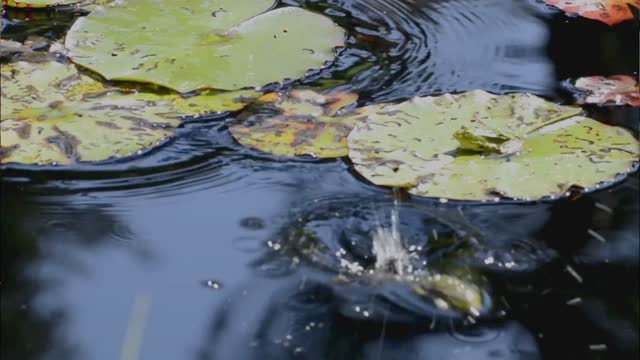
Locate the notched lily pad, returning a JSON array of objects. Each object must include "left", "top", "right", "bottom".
[
  {"left": 571, "top": 75, "right": 640, "bottom": 107},
  {"left": 544, "top": 0, "right": 640, "bottom": 26},
  {"left": 65, "top": 0, "right": 346, "bottom": 93},
  {"left": 1, "top": 61, "right": 257, "bottom": 165},
  {"left": 229, "top": 90, "right": 361, "bottom": 158},
  {"left": 347, "top": 90, "right": 639, "bottom": 201}
]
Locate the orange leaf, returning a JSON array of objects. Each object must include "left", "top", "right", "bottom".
[
  {"left": 574, "top": 75, "right": 640, "bottom": 107},
  {"left": 545, "top": 0, "right": 640, "bottom": 25}
]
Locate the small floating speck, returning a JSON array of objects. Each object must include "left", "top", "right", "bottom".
[
  {"left": 566, "top": 265, "right": 583, "bottom": 284},
  {"left": 595, "top": 202, "right": 613, "bottom": 213},
  {"left": 566, "top": 297, "right": 582, "bottom": 305},
  {"left": 587, "top": 228, "right": 606, "bottom": 243},
  {"left": 203, "top": 280, "right": 222, "bottom": 289}
]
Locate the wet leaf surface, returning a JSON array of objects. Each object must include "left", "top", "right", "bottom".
[
  {"left": 347, "top": 90, "right": 639, "bottom": 201},
  {"left": 1, "top": 61, "right": 257, "bottom": 165},
  {"left": 230, "top": 90, "right": 360, "bottom": 158},
  {"left": 65, "top": 0, "right": 345, "bottom": 92},
  {"left": 573, "top": 75, "right": 640, "bottom": 107},
  {"left": 544, "top": 0, "right": 640, "bottom": 26}
]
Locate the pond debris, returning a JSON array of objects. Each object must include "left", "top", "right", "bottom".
[
  {"left": 587, "top": 228, "right": 607, "bottom": 243},
  {"left": 565, "top": 265, "right": 584, "bottom": 284},
  {"left": 589, "top": 344, "right": 608, "bottom": 351},
  {"left": 203, "top": 280, "right": 222, "bottom": 290},
  {"left": 566, "top": 297, "right": 582, "bottom": 305},
  {"left": 544, "top": 0, "right": 640, "bottom": 26},
  {"left": 594, "top": 202, "right": 613, "bottom": 214},
  {"left": 572, "top": 75, "right": 640, "bottom": 107}
]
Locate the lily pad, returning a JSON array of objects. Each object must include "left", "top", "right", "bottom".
[
  {"left": 544, "top": 0, "right": 640, "bottom": 26},
  {"left": 65, "top": 0, "right": 345, "bottom": 93},
  {"left": 229, "top": 90, "right": 360, "bottom": 158},
  {"left": 347, "top": 90, "right": 639, "bottom": 201},
  {"left": 2, "top": 0, "right": 81, "bottom": 8},
  {"left": 1, "top": 61, "right": 257, "bottom": 165},
  {"left": 572, "top": 75, "right": 640, "bottom": 107}
]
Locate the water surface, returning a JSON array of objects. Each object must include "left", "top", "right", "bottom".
[{"left": 2, "top": 1, "right": 638, "bottom": 359}]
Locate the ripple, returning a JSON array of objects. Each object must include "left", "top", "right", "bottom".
[
  {"left": 0, "top": 120, "right": 334, "bottom": 202},
  {"left": 294, "top": 0, "right": 555, "bottom": 103},
  {"left": 252, "top": 196, "right": 496, "bottom": 322}
]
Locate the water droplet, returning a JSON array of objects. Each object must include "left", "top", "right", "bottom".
[{"left": 203, "top": 280, "right": 222, "bottom": 289}]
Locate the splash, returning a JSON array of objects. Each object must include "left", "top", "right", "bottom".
[{"left": 372, "top": 205, "right": 415, "bottom": 276}]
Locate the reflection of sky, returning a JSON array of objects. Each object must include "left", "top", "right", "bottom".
[{"left": 16, "top": 163, "right": 369, "bottom": 359}]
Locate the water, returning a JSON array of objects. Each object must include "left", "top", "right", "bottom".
[{"left": 1, "top": 1, "right": 638, "bottom": 360}]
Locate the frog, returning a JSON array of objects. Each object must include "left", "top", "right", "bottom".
[{"left": 453, "top": 124, "right": 523, "bottom": 155}]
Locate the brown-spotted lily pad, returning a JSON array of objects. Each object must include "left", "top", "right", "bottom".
[
  {"left": 229, "top": 90, "right": 361, "bottom": 158},
  {"left": 347, "top": 90, "right": 639, "bottom": 201},
  {"left": 2, "top": 0, "right": 113, "bottom": 11},
  {"left": 1, "top": 61, "right": 257, "bottom": 165},
  {"left": 65, "top": 0, "right": 346, "bottom": 93},
  {"left": 544, "top": 0, "right": 640, "bottom": 26},
  {"left": 573, "top": 75, "right": 640, "bottom": 107}
]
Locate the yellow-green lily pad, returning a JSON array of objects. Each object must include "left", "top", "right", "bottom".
[
  {"left": 1, "top": 61, "right": 257, "bottom": 165},
  {"left": 229, "top": 90, "right": 361, "bottom": 158},
  {"left": 65, "top": 0, "right": 346, "bottom": 93},
  {"left": 347, "top": 90, "right": 639, "bottom": 201},
  {"left": 2, "top": 0, "right": 81, "bottom": 8}
]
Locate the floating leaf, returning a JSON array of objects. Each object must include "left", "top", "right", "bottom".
[
  {"left": 65, "top": 0, "right": 346, "bottom": 93},
  {"left": 544, "top": 0, "right": 640, "bottom": 26},
  {"left": 2, "top": 0, "right": 81, "bottom": 8},
  {"left": 413, "top": 274, "right": 483, "bottom": 315},
  {"left": 1, "top": 61, "right": 257, "bottom": 165},
  {"left": 572, "top": 75, "right": 640, "bottom": 107},
  {"left": 229, "top": 90, "right": 360, "bottom": 158},
  {"left": 347, "top": 90, "right": 639, "bottom": 201}
]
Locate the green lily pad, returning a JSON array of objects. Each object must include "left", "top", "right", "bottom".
[
  {"left": 65, "top": 0, "right": 345, "bottom": 93},
  {"left": 347, "top": 90, "right": 639, "bottom": 201},
  {"left": 229, "top": 90, "right": 361, "bottom": 158},
  {"left": 1, "top": 61, "right": 257, "bottom": 165},
  {"left": 2, "top": 0, "right": 81, "bottom": 8}
]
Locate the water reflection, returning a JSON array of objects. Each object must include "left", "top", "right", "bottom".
[
  {"left": 198, "top": 275, "right": 540, "bottom": 360},
  {"left": 1, "top": 184, "right": 148, "bottom": 360}
]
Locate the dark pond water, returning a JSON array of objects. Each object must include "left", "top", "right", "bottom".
[{"left": 2, "top": 1, "right": 639, "bottom": 359}]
